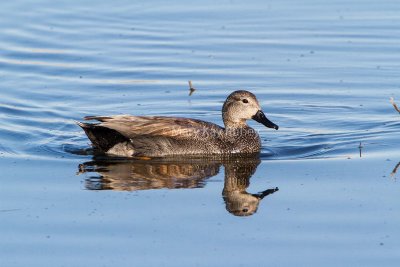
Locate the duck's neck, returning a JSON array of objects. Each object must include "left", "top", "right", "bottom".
[{"left": 223, "top": 119, "right": 248, "bottom": 129}]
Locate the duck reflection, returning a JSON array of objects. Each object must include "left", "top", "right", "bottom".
[
  {"left": 80, "top": 159, "right": 220, "bottom": 190},
  {"left": 78, "top": 156, "right": 278, "bottom": 216}
]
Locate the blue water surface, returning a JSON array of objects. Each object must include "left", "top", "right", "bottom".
[{"left": 0, "top": 0, "right": 399, "bottom": 266}]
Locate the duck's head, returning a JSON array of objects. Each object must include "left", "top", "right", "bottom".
[
  {"left": 223, "top": 191, "right": 261, "bottom": 216},
  {"left": 222, "top": 90, "right": 279, "bottom": 130}
]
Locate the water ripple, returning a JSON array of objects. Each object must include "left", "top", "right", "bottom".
[{"left": 0, "top": 0, "right": 398, "bottom": 160}]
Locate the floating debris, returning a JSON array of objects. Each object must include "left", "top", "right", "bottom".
[
  {"left": 390, "top": 97, "right": 400, "bottom": 113},
  {"left": 391, "top": 162, "right": 400, "bottom": 181},
  {"left": 188, "top": 80, "right": 196, "bottom": 96},
  {"left": 358, "top": 142, "right": 363, "bottom": 158}
]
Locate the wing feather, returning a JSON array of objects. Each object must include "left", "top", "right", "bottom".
[{"left": 85, "top": 115, "right": 224, "bottom": 140}]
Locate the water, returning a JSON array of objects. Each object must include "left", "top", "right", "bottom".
[{"left": 0, "top": 0, "right": 399, "bottom": 266}]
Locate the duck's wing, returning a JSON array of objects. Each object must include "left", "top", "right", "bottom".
[{"left": 84, "top": 115, "right": 224, "bottom": 140}]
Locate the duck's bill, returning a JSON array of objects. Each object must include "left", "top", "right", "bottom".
[
  {"left": 252, "top": 110, "right": 279, "bottom": 130},
  {"left": 252, "top": 187, "right": 279, "bottom": 200}
]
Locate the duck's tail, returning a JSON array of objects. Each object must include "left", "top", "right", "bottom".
[{"left": 76, "top": 121, "right": 130, "bottom": 154}]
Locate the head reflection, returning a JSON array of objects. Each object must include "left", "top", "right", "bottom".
[
  {"left": 78, "top": 156, "right": 278, "bottom": 216},
  {"left": 223, "top": 160, "right": 278, "bottom": 216}
]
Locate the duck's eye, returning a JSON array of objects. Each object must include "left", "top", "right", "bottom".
[{"left": 242, "top": 99, "right": 248, "bottom": 104}]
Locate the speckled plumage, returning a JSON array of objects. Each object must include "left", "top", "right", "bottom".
[{"left": 78, "top": 90, "right": 278, "bottom": 157}]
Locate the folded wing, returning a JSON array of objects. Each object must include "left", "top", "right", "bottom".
[{"left": 84, "top": 115, "right": 223, "bottom": 139}]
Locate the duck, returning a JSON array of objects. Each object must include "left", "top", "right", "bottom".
[{"left": 77, "top": 90, "right": 278, "bottom": 158}]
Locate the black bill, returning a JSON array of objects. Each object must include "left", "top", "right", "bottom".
[
  {"left": 252, "top": 110, "right": 279, "bottom": 130},
  {"left": 252, "top": 187, "right": 279, "bottom": 200}
]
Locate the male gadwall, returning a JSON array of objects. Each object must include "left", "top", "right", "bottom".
[{"left": 78, "top": 90, "right": 278, "bottom": 157}]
